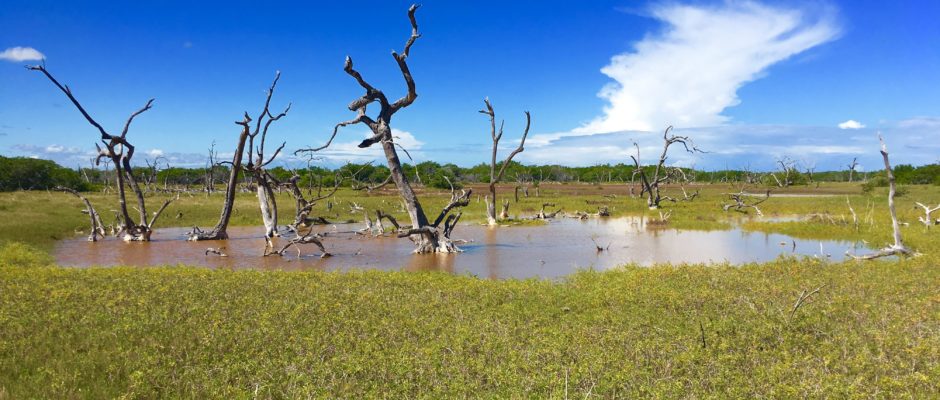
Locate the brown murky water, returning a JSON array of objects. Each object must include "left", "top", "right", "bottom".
[{"left": 55, "top": 217, "right": 870, "bottom": 279}]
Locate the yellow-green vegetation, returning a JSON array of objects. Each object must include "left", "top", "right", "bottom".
[
  {"left": 0, "top": 182, "right": 938, "bottom": 397},
  {"left": 1, "top": 258, "right": 938, "bottom": 398}
]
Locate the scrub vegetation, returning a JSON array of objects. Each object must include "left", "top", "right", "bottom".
[{"left": 0, "top": 182, "right": 938, "bottom": 398}]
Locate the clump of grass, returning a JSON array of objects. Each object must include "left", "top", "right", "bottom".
[{"left": 0, "top": 242, "right": 53, "bottom": 267}]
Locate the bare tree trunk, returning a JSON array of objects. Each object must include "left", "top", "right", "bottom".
[
  {"left": 480, "top": 98, "right": 530, "bottom": 225},
  {"left": 295, "top": 5, "right": 470, "bottom": 253},
  {"left": 847, "top": 136, "right": 912, "bottom": 260},
  {"left": 499, "top": 199, "right": 510, "bottom": 219},
  {"left": 189, "top": 118, "right": 250, "bottom": 240}
]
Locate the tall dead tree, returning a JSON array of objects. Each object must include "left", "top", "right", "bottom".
[
  {"left": 296, "top": 4, "right": 470, "bottom": 253},
  {"left": 30, "top": 64, "right": 174, "bottom": 241},
  {"left": 847, "top": 136, "right": 913, "bottom": 260},
  {"left": 480, "top": 98, "right": 530, "bottom": 225},
  {"left": 243, "top": 73, "right": 290, "bottom": 251},
  {"left": 188, "top": 73, "right": 287, "bottom": 241},
  {"left": 630, "top": 126, "right": 702, "bottom": 209}
]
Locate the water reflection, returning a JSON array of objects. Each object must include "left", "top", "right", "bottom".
[{"left": 55, "top": 217, "right": 869, "bottom": 279}]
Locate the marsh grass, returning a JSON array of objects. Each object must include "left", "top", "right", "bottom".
[
  {"left": 0, "top": 183, "right": 938, "bottom": 397},
  {"left": 0, "top": 258, "right": 937, "bottom": 398}
]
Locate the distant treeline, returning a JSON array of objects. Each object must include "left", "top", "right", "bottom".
[
  {"left": 1, "top": 156, "right": 938, "bottom": 192},
  {"left": 0, "top": 156, "right": 89, "bottom": 191}
]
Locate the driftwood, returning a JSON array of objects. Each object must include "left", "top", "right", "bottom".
[
  {"left": 296, "top": 5, "right": 471, "bottom": 253},
  {"left": 536, "top": 203, "right": 562, "bottom": 219},
  {"left": 56, "top": 186, "right": 106, "bottom": 241},
  {"left": 846, "top": 136, "right": 914, "bottom": 260},
  {"left": 268, "top": 232, "right": 330, "bottom": 258},
  {"left": 723, "top": 189, "right": 771, "bottom": 216},
  {"left": 480, "top": 98, "right": 530, "bottom": 226},
  {"left": 205, "top": 247, "right": 228, "bottom": 257},
  {"left": 30, "top": 63, "right": 173, "bottom": 241},
  {"left": 915, "top": 202, "right": 940, "bottom": 228}
]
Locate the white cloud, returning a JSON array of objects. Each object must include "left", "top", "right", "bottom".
[
  {"left": 838, "top": 119, "right": 865, "bottom": 129},
  {"left": 146, "top": 149, "right": 165, "bottom": 157},
  {"left": 0, "top": 46, "right": 45, "bottom": 62},
  {"left": 518, "top": 121, "right": 940, "bottom": 170},
  {"left": 575, "top": 1, "right": 839, "bottom": 134}
]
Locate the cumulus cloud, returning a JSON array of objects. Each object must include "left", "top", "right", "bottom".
[
  {"left": 146, "top": 149, "right": 165, "bottom": 157},
  {"left": 517, "top": 1, "right": 849, "bottom": 169},
  {"left": 0, "top": 46, "right": 45, "bottom": 62},
  {"left": 13, "top": 144, "right": 86, "bottom": 156},
  {"left": 575, "top": 1, "right": 839, "bottom": 134},
  {"left": 838, "top": 120, "right": 865, "bottom": 129}
]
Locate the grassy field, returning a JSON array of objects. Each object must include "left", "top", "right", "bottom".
[{"left": 0, "top": 182, "right": 938, "bottom": 397}]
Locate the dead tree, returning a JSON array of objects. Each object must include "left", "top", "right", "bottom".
[
  {"left": 803, "top": 160, "right": 817, "bottom": 184},
  {"left": 205, "top": 141, "right": 218, "bottom": 194},
  {"left": 244, "top": 72, "right": 290, "bottom": 251},
  {"left": 296, "top": 4, "right": 471, "bottom": 253},
  {"left": 479, "top": 97, "right": 530, "bottom": 225},
  {"left": 915, "top": 202, "right": 940, "bottom": 228},
  {"left": 279, "top": 170, "right": 338, "bottom": 231},
  {"left": 267, "top": 172, "right": 335, "bottom": 259},
  {"left": 723, "top": 189, "right": 771, "bottom": 216},
  {"left": 56, "top": 186, "right": 106, "bottom": 241},
  {"left": 188, "top": 73, "right": 287, "bottom": 242},
  {"left": 847, "top": 157, "right": 859, "bottom": 182},
  {"left": 771, "top": 156, "right": 797, "bottom": 188},
  {"left": 672, "top": 167, "right": 699, "bottom": 201},
  {"left": 847, "top": 136, "right": 913, "bottom": 260},
  {"left": 630, "top": 126, "right": 702, "bottom": 209},
  {"left": 30, "top": 64, "right": 174, "bottom": 241}
]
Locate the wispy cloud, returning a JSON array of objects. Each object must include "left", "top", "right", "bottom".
[
  {"left": 575, "top": 1, "right": 839, "bottom": 134},
  {"left": 838, "top": 120, "right": 864, "bottom": 129},
  {"left": 518, "top": 122, "right": 937, "bottom": 171},
  {"left": 0, "top": 46, "right": 45, "bottom": 62},
  {"left": 295, "top": 129, "right": 426, "bottom": 166}
]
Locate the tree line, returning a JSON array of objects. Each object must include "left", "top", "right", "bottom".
[{"left": 2, "top": 155, "right": 937, "bottom": 192}]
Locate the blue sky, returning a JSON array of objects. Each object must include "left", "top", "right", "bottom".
[{"left": 1, "top": 0, "right": 938, "bottom": 171}]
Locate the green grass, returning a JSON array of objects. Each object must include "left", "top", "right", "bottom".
[
  {"left": 1, "top": 259, "right": 938, "bottom": 398},
  {"left": 0, "top": 182, "right": 939, "bottom": 397}
]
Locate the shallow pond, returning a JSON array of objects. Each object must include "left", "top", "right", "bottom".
[{"left": 55, "top": 217, "right": 872, "bottom": 279}]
